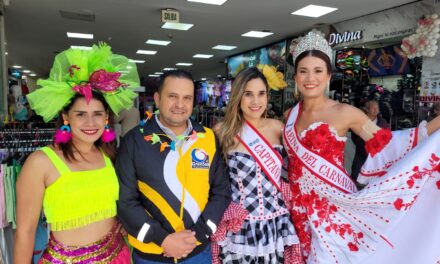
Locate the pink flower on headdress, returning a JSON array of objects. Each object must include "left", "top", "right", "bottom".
[
  {"left": 89, "top": 69, "right": 123, "bottom": 92},
  {"left": 72, "top": 83, "right": 93, "bottom": 103},
  {"left": 70, "top": 67, "right": 125, "bottom": 104}
]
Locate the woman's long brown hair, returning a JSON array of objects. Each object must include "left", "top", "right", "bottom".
[{"left": 217, "top": 67, "right": 269, "bottom": 159}]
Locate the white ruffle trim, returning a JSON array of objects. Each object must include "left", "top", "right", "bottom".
[{"left": 300, "top": 121, "right": 347, "bottom": 142}]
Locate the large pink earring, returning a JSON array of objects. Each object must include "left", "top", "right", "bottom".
[
  {"left": 54, "top": 120, "right": 72, "bottom": 144},
  {"left": 101, "top": 120, "right": 116, "bottom": 143}
]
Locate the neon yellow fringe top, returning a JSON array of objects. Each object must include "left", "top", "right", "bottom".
[{"left": 41, "top": 147, "right": 119, "bottom": 231}]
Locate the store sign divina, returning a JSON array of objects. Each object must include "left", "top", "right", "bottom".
[{"left": 328, "top": 30, "right": 363, "bottom": 46}]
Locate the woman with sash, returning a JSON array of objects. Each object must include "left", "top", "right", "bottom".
[
  {"left": 213, "top": 67, "right": 303, "bottom": 263},
  {"left": 284, "top": 32, "right": 440, "bottom": 263},
  {"left": 14, "top": 44, "right": 139, "bottom": 263}
]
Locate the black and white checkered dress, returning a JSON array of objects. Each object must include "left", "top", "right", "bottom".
[{"left": 218, "top": 146, "right": 299, "bottom": 264}]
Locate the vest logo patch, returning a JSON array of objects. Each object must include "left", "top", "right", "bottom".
[{"left": 191, "top": 148, "right": 209, "bottom": 169}]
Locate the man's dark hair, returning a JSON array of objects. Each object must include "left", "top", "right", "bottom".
[{"left": 158, "top": 69, "right": 194, "bottom": 94}]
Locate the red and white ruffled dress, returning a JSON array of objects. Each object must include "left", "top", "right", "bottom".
[{"left": 284, "top": 120, "right": 440, "bottom": 264}]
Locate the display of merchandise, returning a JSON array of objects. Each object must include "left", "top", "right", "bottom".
[
  {"left": 333, "top": 43, "right": 422, "bottom": 131},
  {"left": 371, "top": 57, "right": 423, "bottom": 130},
  {"left": 358, "top": 84, "right": 393, "bottom": 122},
  {"left": 0, "top": 128, "right": 56, "bottom": 263},
  {"left": 196, "top": 79, "right": 231, "bottom": 108},
  {"left": 193, "top": 106, "right": 224, "bottom": 128},
  {"left": 268, "top": 89, "right": 284, "bottom": 117},
  {"left": 335, "top": 48, "right": 369, "bottom": 105}
]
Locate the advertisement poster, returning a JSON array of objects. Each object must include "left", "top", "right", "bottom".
[
  {"left": 227, "top": 41, "right": 287, "bottom": 117},
  {"left": 227, "top": 41, "right": 286, "bottom": 78},
  {"left": 366, "top": 44, "right": 409, "bottom": 77}
]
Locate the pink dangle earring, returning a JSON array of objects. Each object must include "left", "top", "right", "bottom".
[
  {"left": 54, "top": 120, "right": 72, "bottom": 144},
  {"left": 101, "top": 119, "right": 116, "bottom": 143}
]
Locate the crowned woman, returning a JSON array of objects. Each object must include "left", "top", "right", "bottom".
[{"left": 283, "top": 32, "right": 440, "bottom": 263}]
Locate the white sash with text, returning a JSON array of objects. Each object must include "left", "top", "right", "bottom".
[
  {"left": 237, "top": 121, "right": 283, "bottom": 192},
  {"left": 283, "top": 104, "right": 357, "bottom": 194}
]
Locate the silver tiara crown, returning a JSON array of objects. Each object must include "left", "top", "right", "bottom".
[{"left": 292, "top": 32, "right": 333, "bottom": 64}]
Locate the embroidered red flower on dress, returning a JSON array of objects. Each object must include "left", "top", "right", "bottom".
[
  {"left": 288, "top": 123, "right": 364, "bottom": 255},
  {"left": 348, "top": 242, "right": 359, "bottom": 251},
  {"left": 300, "top": 123, "right": 346, "bottom": 166},
  {"left": 365, "top": 129, "right": 392, "bottom": 157},
  {"left": 290, "top": 207, "right": 312, "bottom": 256},
  {"left": 289, "top": 156, "right": 303, "bottom": 181},
  {"left": 393, "top": 198, "right": 404, "bottom": 210},
  {"left": 432, "top": 154, "right": 440, "bottom": 173}
]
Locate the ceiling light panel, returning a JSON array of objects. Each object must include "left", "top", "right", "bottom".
[
  {"left": 176, "top": 63, "right": 193, "bottom": 66},
  {"left": 291, "top": 5, "right": 337, "bottom": 18},
  {"left": 146, "top": 39, "right": 171, "bottom": 46},
  {"left": 67, "top": 32, "right": 93, "bottom": 39},
  {"left": 241, "top": 31, "right": 273, "bottom": 38},
  {"left": 129, "top": 59, "right": 145, "bottom": 63},
  {"left": 136, "top": 50, "right": 157, "bottom": 55},
  {"left": 212, "top": 45, "right": 237, "bottom": 50},
  {"left": 193, "top": 54, "right": 213, "bottom": 58},
  {"left": 161, "top": 22, "right": 194, "bottom": 31},
  {"left": 187, "top": 0, "right": 227, "bottom": 5},
  {"left": 71, "top": 45, "right": 92, "bottom": 50}
]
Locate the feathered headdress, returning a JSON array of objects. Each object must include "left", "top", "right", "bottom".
[{"left": 27, "top": 43, "right": 139, "bottom": 122}]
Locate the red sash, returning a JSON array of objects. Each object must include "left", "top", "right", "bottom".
[
  {"left": 283, "top": 104, "right": 357, "bottom": 193},
  {"left": 236, "top": 121, "right": 283, "bottom": 192}
]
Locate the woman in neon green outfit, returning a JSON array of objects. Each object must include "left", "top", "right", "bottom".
[{"left": 13, "top": 44, "right": 139, "bottom": 264}]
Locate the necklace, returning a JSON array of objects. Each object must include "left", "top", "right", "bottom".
[{"left": 140, "top": 111, "right": 204, "bottom": 152}]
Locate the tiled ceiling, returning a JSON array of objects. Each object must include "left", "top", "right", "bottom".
[{"left": 4, "top": 0, "right": 418, "bottom": 80}]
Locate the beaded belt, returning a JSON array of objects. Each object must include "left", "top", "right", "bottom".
[{"left": 39, "top": 223, "right": 125, "bottom": 264}]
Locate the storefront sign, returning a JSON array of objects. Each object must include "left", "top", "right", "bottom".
[
  {"left": 421, "top": 48, "right": 440, "bottom": 103},
  {"left": 328, "top": 31, "right": 363, "bottom": 46},
  {"left": 420, "top": 78, "right": 440, "bottom": 102},
  {"left": 419, "top": 96, "right": 440, "bottom": 102},
  {"left": 329, "top": 2, "right": 433, "bottom": 48},
  {"left": 161, "top": 9, "right": 179, "bottom": 23}
]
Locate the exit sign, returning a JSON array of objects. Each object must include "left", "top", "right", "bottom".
[{"left": 162, "top": 9, "right": 179, "bottom": 23}]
